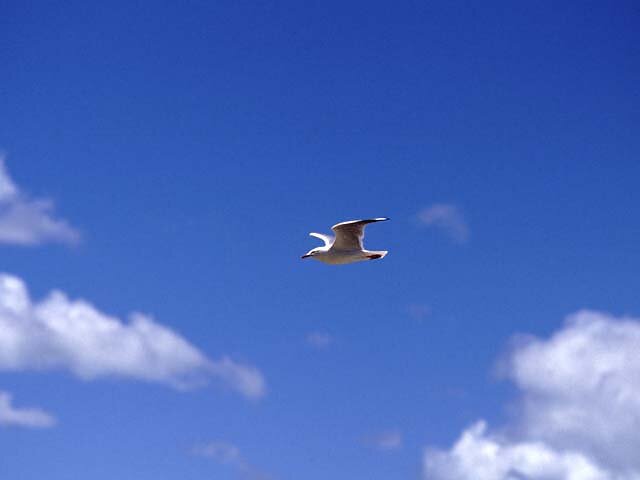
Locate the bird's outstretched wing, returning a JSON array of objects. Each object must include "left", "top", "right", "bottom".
[
  {"left": 331, "top": 218, "right": 389, "bottom": 250},
  {"left": 309, "top": 232, "right": 334, "bottom": 247}
]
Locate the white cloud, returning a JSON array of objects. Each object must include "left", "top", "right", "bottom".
[
  {"left": 0, "top": 273, "right": 265, "bottom": 398},
  {"left": 425, "top": 422, "right": 613, "bottom": 480},
  {"left": 424, "top": 311, "right": 640, "bottom": 480},
  {"left": 0, "top": 156, "right": 80, "bottom": 246},
  {"left": 306, "top": 331, "right": 333, "bottom": 349},
  {"left": 364, "top": 430, "right": 403, "bottom": 451},
  {"left": 0, "top": 391, "right": 56, "bottom": 428},
  {"left": 209, "top": 357, "right": 266, "bottom": 399},
  {"left": 417, "top": 203, "right": 469, "bottom": 244}
]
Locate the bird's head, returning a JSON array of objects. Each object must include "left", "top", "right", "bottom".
[{"left": 301, "top": 248, "right": 322, "bottom": 259}]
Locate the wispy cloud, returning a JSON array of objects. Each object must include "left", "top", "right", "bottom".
[
  {"left": 194, "top": 441, "right": 270, "bottom": 480},
  {"left": 306, "top": 331, "right": 333, "bottom": 349},
  {"left": 417, "top": 204, "right": 469, "bottom": 244},
  {"left": 0, "top": 391, "right": 56, "bottom": 428},
  {"left": 364, "top": 430, "right": 403, "bottom": 452},
  {"left": 194, "top": 441, "right": 244, "bottom": 465},
  {"left": 406, "top": 304, "right": 431, "bottom": 321},
  {"left": 424, "top": 310, "right": 640, "bottom": 479},
  {"left": 0, "top": 156, "right": 80, "bottom": 246},
  {"left": 0, "top": 273, "right": 265, "bottom": 398}
]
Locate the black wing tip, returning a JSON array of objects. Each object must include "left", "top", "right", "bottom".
[
  {"left": 332, "top": 217, "right": 390, "bottom": 229},
  {"left": 360, "top": 217, "right": 390, "bottom": 224}
]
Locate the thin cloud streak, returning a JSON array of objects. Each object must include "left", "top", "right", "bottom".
[
  {"left": 194, "top": 441, "right": 244, "bottom": 465},
  {"left": 0, "top": 391, "right": 56, "bottom": 428},
  {"left": 0, "top": 156, "right": 80, "bottom": 246},
  {"left": 194, "top": 441, "right": 271, "bottom": 480},
  {"left": 306, "top": 331, "right": 333, "bottom": 349},
  {"left": 406, "top": 304, "right": 431, "bottom": 321},
  {"left": 417, "top": 203, "right": 469, "bottom": 244},
  {"left": 364, "top": 430, "right": 403, "bottom": 452}
]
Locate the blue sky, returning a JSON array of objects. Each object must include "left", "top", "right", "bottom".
[{"left": 1, "top": 2, "right": 639, "bottom": 479}]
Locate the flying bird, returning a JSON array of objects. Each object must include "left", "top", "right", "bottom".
[{"left": 301, "top": 218, "right": 389, "bottom": 265}]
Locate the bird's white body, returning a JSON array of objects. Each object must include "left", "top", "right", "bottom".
[
  {"left": 311, "top": 248, "right": 387, "bottom": 265},
  {"left": 301, "top": 218, "right": 389, "bottom": 265}
]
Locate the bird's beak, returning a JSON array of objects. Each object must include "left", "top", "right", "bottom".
[{"left": 301, "top": 254, "right": 311, "bottom": 259}]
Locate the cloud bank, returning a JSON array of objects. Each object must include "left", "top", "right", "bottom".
[
  {"left": 0, "top": 391, "right": 56, "bottom": 428},
  {"left": 0, "top": 156, "right": 80, "bottom": 246},
  {"left": 0, "top": 273, "right": 265, "bottom": 398},
  {"left": 417, "top": 204, "right": 469, "bottom": 244},
  {"left": 424, "top": 310, "right": 640, "bottom": 480}
]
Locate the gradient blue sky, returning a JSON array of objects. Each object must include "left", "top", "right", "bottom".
[{"left": 1, "top": 2, "right": 639, "bottom": 479}]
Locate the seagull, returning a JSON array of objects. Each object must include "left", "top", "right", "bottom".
[{"left": 301, "top": 218, "right": 389, "bottom": 265}]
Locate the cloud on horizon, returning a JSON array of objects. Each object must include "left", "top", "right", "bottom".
[
  {"left": 0, "top": 391, "right": 56, "bottom": 428},
  {"left": 0, "top": 273, "right": 265, "bottom": 398},
  {"left": 417, "top": 204, "right": 469, "bottom": 244},
  {"left": 424, "top": 310, "right": 640, "bottom": 480},
  {"left": 0, "top": 156, "right": 80, "bottom": 246}
]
